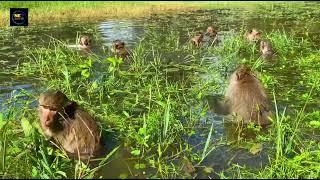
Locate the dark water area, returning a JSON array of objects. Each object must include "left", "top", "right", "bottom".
[{"left": 1, "top": 3, "right": 320, "bottom": 178}]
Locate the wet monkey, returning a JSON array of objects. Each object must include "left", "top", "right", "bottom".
[
  {"left": 260, "top": 40, "right": 274, "bottom": 60},
  {"left": 79, "top": 35, "right": 91, "bottom": 49},
  {"left": 111, "top": 40, "right": 129, "bottom": 59},
  {"left": 191, "top": 31, "right": 204, "bottom": 47},
  {"left": 38, "top": 90, "right": 104, "bottom": 160},
  {"left": 246, "top": 28, "right": 261, "bottom": 43},
  {"left": 224, "top": 65, "right": 271, "bottom": 126},
  {"left": 205, "top": 26, "right": 218, "bottom": 39},
  {"left": 203, "top": 26, "right": 219, "bottom": 45}
]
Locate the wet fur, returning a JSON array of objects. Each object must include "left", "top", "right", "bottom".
[
  {"left": 79, "top": 35, "right": 91, "bottom": 49},
  {"left": 191, "top": 32, "right": 204, "bottom": 47},
  {"left": 246, "top": 29, "right": 261, "bottom": 43},
  {"left": 260, "top": 40, "right": 274, "bottom": 59},
  {"left": 38, "top": 90, "right": 103, "bottom": 160},
  {"left": 112, "top": 40, "right": 129, "bottom": 59},
  {"left": 225, "top": 66, "right": 271, "bottom": 125}
]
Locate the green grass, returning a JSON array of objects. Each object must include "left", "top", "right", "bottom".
[
  {"left": 1, "top": 11, "right": 320, "bottom": 178},
  {"left": 0, "top": 1, "right": 200, "bottom": 27}
]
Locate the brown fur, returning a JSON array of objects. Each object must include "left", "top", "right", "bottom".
[
  {"left": 205, "top": 26, "right": 217, "bottom": 38},
  {"left": 191, "top": 31, "right": 204, "bottom": 47},
  {"left": 79, "top": 35, "right": 91, "bottom": 49},
  {"left": 38, "top": 90, "right": 103, "bottom": 160},
  {"left": 225, "top": 65, "right": 271, "bottom": 126},
  {"left": 260, "top": 40, "right": 274, "bottom": 59},
  {"left": 246, "top": 29, "right": 261, "bottom": 43},
  {"left": 112, "top": 40, "right": 129, "bottom": 59}
]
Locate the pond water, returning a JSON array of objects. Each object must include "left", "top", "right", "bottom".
[{"left": 1, "top": 3, "right": 320, "bottom": 178}]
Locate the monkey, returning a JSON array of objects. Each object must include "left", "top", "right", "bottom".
[
  {"left": 224, "top": 65, "right": 271, "bottom": 126},
  {"left": 111, "top": 40, "right": 129, "bottom": 59},
  {"left": 205, "top": 26, "right": 218, "bottom": 39},
  {"left": 260, "top": 40, "right": 274, "bottom": 60},
  {"left": 203, "top": 26, "right": 219, "bottom": 46},
  {"left": 79, "top": 35, "right": 91, "bottom": 49},
  {"left": 38, "top": 90, "right": 104, "bottom": 160},
  {"left": 245, "top": 29, "right": 261, "bottom": 43},
  {"left": 191, "top": 31, "right": 204, "bottom": 47}
]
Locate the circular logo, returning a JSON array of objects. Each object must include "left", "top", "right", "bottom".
[{"left": 11, "top": 10, "right": 26, "bottom": 25}]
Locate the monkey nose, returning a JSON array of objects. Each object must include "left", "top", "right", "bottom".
[{"left": 43, "top": 110, "right": 56, "bottom": 126}]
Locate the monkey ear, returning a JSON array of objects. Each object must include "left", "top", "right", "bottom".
[
  {"left": 236, "top": 73, "right": 241, "bottom": 80},
  {"left": 64, "top": 101, "right": 78, "bottom": 118},
  {"left": 66, "top": 101, "right": 77, "bottom": 107},
  {"left": 55, "top": 90, "right": 64, "bottom": 96},
  {"left": 55, "top": 90, "right": 68, "bottom": 100}
]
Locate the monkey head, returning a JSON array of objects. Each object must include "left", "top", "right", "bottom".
[
  {"left": 206, "top": 26, "right": 217, "bottom": 37},
  {"left": 38, "top": 90, "right": 76, "bottom": 136},
  {"left": 260, "top": 40, "right": 273, "bottom": 54},
  {"left": 234, "top": 65, "right": 255, "bottom": 81},
  {"left": 248, "top": 29, "right": 261, "bottom": 42},
  {"left": 112, "top": 40, "right": 126, "bottom": 51},
  {"left": 79, "top": 35, "right": 91, "bottom": 47}
]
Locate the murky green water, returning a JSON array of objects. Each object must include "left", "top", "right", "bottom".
[{"left": 1, "top": 3, "right": 320, "bottom": 178}]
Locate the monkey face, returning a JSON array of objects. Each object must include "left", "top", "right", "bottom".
[
  {"left": 207, "top": 26, "right": 213, "bottom": 33},
  {"left": 80, "top": 36, "right": 91, "bottom": 47},
  {"left": 235, "top": 66, "right": 252, "bottom": 81},
  {"left": 206, "top": 26, "right": 217, "bottom": 38},
  {"left": 38, "top": 105, "right": 59, "bottom": 128},
  {"left": 112, "top": 40, "right": 125, "bottom": 50},
  {"left": 38, "top": 90, "right": 68, "bottom": 129},
  {"left": 260, "top": 41, "right": 272, "bottom": 53},
  {"left": 249, "top": 29, "right": 261, "bottom": 42},
  {"left": 115, "top": 42, "right": 125, "bottom": 49},
  {"left": 207, "top": 26, "right": 216, "bottom": 35}
]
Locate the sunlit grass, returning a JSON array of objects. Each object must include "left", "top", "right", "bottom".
[
  {"left": 0, "top": 1, "right": 312, "bottom": 27},
  {"left": 0, "top": 1, "right": 199, "bottom": 27}
]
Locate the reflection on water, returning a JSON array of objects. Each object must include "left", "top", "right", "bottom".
[
  {"left": 98, "top": 20, "right": 145, "bottom": 49},
  {"left": 95, "top": 147, "right": 148, "bottom": 179},
  {"left": 1, "top": 3, "right": 320, "bottom": 178}
]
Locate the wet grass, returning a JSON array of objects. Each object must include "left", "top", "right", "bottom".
[{"left": 1, "top": 22, "right": 320, "bottom": 178}]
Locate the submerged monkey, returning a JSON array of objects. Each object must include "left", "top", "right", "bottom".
[
  {"left": 246, "top": 28, "right": 261, "bottom": 43},
  {"left": 79, "top": 35, "right": 91, "bottom": 49},
  {"left": 191, "top": 31, "right": 204, "bottom": 47},
  {"left": 111, "top": 40, "right": 129, "bottom": 59},
  {"left": 202, "top": 26, "right": 219, "bottom": 46},
  {"left": 260, "top": 40, "right": 275, "bottom": 60}
]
